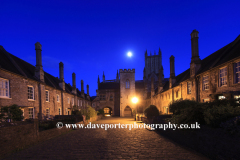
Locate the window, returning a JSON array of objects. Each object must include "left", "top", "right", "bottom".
[
  {"left": 176, "top": 91, "right": 179, "bottom": 98},
  {"left": 234, "top": 62, "right": 240, "bottom": 83},
  {"left": 65, "top": 108, "right": 67, "bottom": 114},
  {"left": 0, "top": 78, "right": 9, "bottom": 98},
  {"left": 110, "top": 95, "right": 113, "bottom": 101},
  {"left": 203, "top": 75, "right": 209, "bottom": 90},
  {"left": 219, "top": 67, "right": 227, "bottom": 87},
  {"left": 187, "top": 82, "right": 191, "bottom": 94},
  {"left": 93, "top": 103, "right": 95, "bottom": 107},
  {"left": 28, "top": 86, "right": 34, "bottom": 100},
  {"left": 78, "top": 100, "right": 79, "bottom": 106},
  {"left": 46, "top": 108, "right": 49, "bottom": 118},
  {"left": 72, "top": 98, "right": 74, "bottom": 105},
  {"left": 57, "top": 95, "right": 59, "bottom": 102},
  {"left": 218, "top": 96, "right": 226, "bottom": 100},
  {"left": 100, "top": 95, "right": 106, "bottom": 100},
  {"left": 45, "top": 90, "right": 49, "bottom": 102},
  {"left": 58, "top": 108, "right": 61, "bottom": 115},
  {"left": 203, "top": 99, "right": 210, "bottom": 102},
  {"left": 68, "top": 97, "right": 70, "bottom": 104},
  {"left": 80, "top": 100, "right": 82, "bottom": 106},
  {"left": 126, "top": 80, "right": 130, "bottom": 89},
  {"left": 29, "top": 108, "right": 34, "bottom": 119}
]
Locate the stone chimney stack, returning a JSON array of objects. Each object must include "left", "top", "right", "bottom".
[
  {"left": 81, "top": 80, "right": 84, "bottom": 97},
  {"left": 169, "top": 55, "right": 176, "bottom": 89},
  {"left": 103, "top": 71, "right": 105, "bottom": 83},
  {"left": 72, "top": 72, "right": 76, "bottom": 94},
  {"left": 87, "top": 84, "right": 89, "bottom": 96},
  {"left": 59, "top": 62, "right": 65, "bottom": 90},
  {"left": 151, "top": 76, "right": 155, "bottom": 97},
  {"left": 35, "top": 42, "right": 44, "bottom": 82},
  {"left": 190, "top": 29, "right": 201, "bottom": 77}
]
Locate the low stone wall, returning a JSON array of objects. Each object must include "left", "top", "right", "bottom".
[{"left": 0, "top": 120, "right": 71, "bottom": 158}]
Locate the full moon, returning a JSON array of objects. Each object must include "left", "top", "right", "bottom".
[{"left": 127, "top": 52, "right": 132, "bottom": 57}]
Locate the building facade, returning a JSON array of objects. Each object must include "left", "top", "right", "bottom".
[
  {"left": 0, "top": 42, "right": 91, "bottom": 120},
  {"left": 94, "top": 30, "right": 240, "bottom": 117}
]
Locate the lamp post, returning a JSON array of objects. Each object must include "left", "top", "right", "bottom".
[{"left": 132, "top": 97, "right": 138, "bottom": 120}]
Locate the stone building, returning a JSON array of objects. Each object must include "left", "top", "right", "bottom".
[
  {"left": 93, "top": 30, "right": 240, "bottom": 117},
  {"left": 0, "top": 42, "right": 91, "bottom": 120}
]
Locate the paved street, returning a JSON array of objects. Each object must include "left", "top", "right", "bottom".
[{"left": 4, "top": 117, "right": 208, "bottom": 160}]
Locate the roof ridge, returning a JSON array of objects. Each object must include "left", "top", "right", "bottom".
[{"left": 1, "top": 46, "right": 28, "bottom": 78}]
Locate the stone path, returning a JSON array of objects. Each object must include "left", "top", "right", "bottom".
[{"left": 4, "top": 117, "right": 208, "bottom": 159}]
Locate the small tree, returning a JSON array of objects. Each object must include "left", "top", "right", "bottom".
[{"left": 144, "top": 105, "right": 160, "bottom": 119}]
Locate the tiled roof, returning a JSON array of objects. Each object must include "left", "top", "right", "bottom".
[{"left": 0, "top": 46, "right": 88, "bottom": 98}]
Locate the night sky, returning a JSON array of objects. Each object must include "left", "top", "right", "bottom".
[{"left": 1, "top": 0, "right": 240, "bottom": 96}]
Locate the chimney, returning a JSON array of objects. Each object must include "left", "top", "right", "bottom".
[
  {"left": 81, "top": 80, "right": 84, "bottom": 97},
  {"left": 169, "top": 55, "right": 176, "bottom": 89},
  {"left": 59, "top": 62, "right": 65, "bottom": 90},
  {"left": 97, "top": 75, "right": 100, "bottom": 87},
  {"left": 72, "top": 72, "right": 76, "bottom": 94},
  {"left": 190, "top": 29, "right": 201, "bottom": 77},
  {"left": 151, "top": 76, "right": 155, "bottom": 97},
  {"left": 87, "top": 84, "right": 89, "bottom": 96},
  {"left": 103, "top": 71, "right": 105, "bottom": 83},
  {"left": 116, "top": 70, "right": 119, "bottom": 83},
  {"left": 34, "top": 42, "right": 44, "bottom": 82}
]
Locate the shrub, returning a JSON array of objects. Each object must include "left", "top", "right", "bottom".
[
  {"left": 0, "top": 104, "right": 23, "bottom": 121},
  {"left": 220, "top": 116, "right": 240, "bottom": 134},
  {"left": 97, "top": 109, "right": 104, "bottom": 116},
  {"left": 203, "top": 103, "right": 240, "bottom": 127},
  {"left": 80, "top": 106, "right": 97, "bottom": 120},
  {"left": 144, "top": 105, "right": 159, "bottom": 119}
]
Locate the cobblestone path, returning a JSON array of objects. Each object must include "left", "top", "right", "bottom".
[{"left": 4, "top": 117, "right": 208, "bottom": 160}]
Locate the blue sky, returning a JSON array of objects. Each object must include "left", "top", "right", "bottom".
[{"left": 1, "top": 0, "right": 240, "bottom": 96}]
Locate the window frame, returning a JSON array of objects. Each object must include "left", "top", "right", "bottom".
[
  {"left": 219, "top": 67, "right": 227, "bottom": 87},
  {"left": 0, "top": 78, "right": 10, "bottom": 98},
  {"left": 234, "top": 61, "right": 240, "bottom": 84},
  {"left": 57, "top": 94, "right": 59, "bottom": 102},
  {"left": 28, "top": 86, "right": 34, "bottom": 100},
  {"left": 58, "top": 108, "right": 61, "bottom": 115},
  {"left": 46, "top": 108, "right": 50, "bottom": 118},
  {"left": 202, "top": 75, "right": 209, "bottom": 91},
  {"left": 187, "top": 82, "right": 192, "bottom": 94},
  {"left": 28, "top": 107, "right": 34, "bottom": 119},
  {"left": 45, "top": 90, "right": 49, "bottom": 102},
  {"left": 126, "top": 80, "right": 130, "bottom": 89}
]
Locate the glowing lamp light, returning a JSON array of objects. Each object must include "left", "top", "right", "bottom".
[
  {"left": 127, "top": 52, "right": 132, "bottom": 57},
  {"left": 132, "top": 97, "right": 138, "bottom": 104}
]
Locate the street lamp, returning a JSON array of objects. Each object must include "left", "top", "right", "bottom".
[{"left": 132, "top": 97, "right": 138, "bottom": 120}]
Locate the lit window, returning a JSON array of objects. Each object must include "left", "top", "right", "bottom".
[
  {"left": 234, "top": 95, "right": 240, "bottom": 103},
  {"left": 21, "top": 109, "right": 24, "bottom": 117},
  {"left": 0, "top": 78, "right": 9, "bottom": 98},
  {"left": 46, "top": 108, "right": 49, "bottom": 118},
  {"left": 68, "top": 98, "right": 70, "bottom": 104},
  {"left": 28, "top": 86, "right": 34, "bottom": 100},
  {"left": 58, "top": 108, "right": 61, "bottom": 115},
  {"left": 203, "top": 99, "right": 210, "bottom": 102},
  {"left": 234, "top": 62, "right": 240, "bottom": 83},
  {"left": 29, "top": 108, "right": 34, "bottom": 119},
  {"left": 203, "top": 75, "right": 209, "bottom": 90},
  {"left": 57, "top": 95, "right": 59, "bottom": 102},
  {"left": 187, "top": 82, "right": 191, "bottom": 94},
  {"left": 218, "top": 96, "right": 226, "bottom": 100},
  {"left": 219, "top": 67, "right": 227, "bottom": 87},
  {"left": 45, "top": 90, "right": 49, "bottom": 102},
  {"left": 126, "top": 80, "right": 130, "bottom": 89}
]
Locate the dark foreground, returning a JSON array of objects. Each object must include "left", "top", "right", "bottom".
[{"left": 4, "top": 117, "right": 208, "bottom": 160}]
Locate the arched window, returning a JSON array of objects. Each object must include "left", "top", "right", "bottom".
[{"left": 126, "top": 80, "right": 130, "bottom": 88}]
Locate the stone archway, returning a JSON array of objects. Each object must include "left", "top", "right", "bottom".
[
  {"left": 103, "top": 107, "right": 112, "bottom": 116},
  {"left": 124, "top": 106, "right": 132, "bottom": 117}
]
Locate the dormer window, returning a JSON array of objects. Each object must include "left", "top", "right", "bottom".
[{"left": 126, "top": 80, "right": 130, "bottom": 89}]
